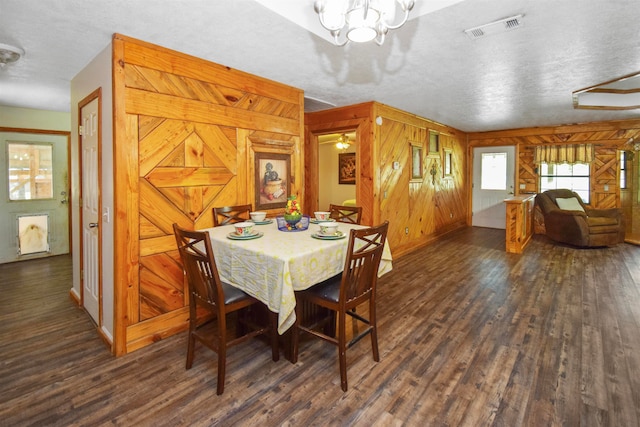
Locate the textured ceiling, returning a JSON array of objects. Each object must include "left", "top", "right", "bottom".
[{"left": 1, "top": 0, "right": 640, "bottom": 132}]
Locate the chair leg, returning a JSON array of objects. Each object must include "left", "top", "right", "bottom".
[
  {"left": 370, "top": 300, "right": 380, "bottom": 362},
  {"left": 338, "top": 311, "right": 348, "bottom": 392},
  {"left": 186, "top": 329, "right": 196, "bottom": 369},
  {"left": 269, "top": 311, "right": 280, "bottom": 362},
  {"left": 217, "top": 338, "right": 226, "bottom": 395}
]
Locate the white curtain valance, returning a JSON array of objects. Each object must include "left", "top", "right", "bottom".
[{"left": 534, "top": 144, "right": 594, "bottom": 164}]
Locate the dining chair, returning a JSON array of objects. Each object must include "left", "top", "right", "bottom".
[
  {"left": 292, "top": 220, "right": 389, "bottom": 391},
  {"left": 173, "top": 224, "right": 279, "bottom": 395},
  {"left": 329, "top": 204, "right": 362, "bottom": 224},
  {"left": 212, "top": 204, "right": 252, "bottom": 227}
]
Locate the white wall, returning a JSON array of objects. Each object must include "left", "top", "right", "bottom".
[
  {"left": 318, "top": 143, "right": 356, "bottom": 210},
  {"left": 70, "top": 42, "right": 114, "bottom": 341},
  {"left": 0, "top": 106, "right": 70, "bottom": 130}
]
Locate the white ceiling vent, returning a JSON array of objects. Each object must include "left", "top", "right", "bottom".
[
  {"left": 304, "top": 96, "right": 336, "bottom": 113},
  {"left": 464, "top": 14, "right": 524, "bottom": 40}
]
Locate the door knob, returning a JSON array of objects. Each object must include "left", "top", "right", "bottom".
[{"left": 89, "top": 222, "right": 99, "bottom": 228}]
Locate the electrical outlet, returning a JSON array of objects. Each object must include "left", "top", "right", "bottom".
[
  {"left": 405, "top": 227, "right": 409, "bottom": 234},
  {"left": 450, "top": 213, "right": 453, "bottom": 218}
]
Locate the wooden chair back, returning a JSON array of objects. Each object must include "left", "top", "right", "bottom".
[
  {"left": 173, "top": 224, "right": 223, "bottom": 310},
  {"left": 340, "top": 220, "right": 388, "bottom": 309},
  {"left": 329, "top": 204, "right": 362, "bottom": 224},
  {"left": 212, "top": 204, "right": 252, "bottom": 227}
]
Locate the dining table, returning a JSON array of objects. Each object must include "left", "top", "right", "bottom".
[{"left": 199, "top": 218, "right": 393, "bottom": 335}]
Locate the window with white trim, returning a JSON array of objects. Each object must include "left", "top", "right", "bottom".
[{"left": 539, "top": 162, "right": 590, "bottom": 203}]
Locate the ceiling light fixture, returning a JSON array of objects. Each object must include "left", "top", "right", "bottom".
[
  {"left": 0, "top": 43, "right": 25, "bottom": 68},
  {"left": 314, "top": 0, "right": 415, "bottom": 46},
  {"left": 335, "top": 134, "right": 352, "bottom": 150}
]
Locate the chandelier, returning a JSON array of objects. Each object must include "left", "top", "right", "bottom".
[{"left": 314, "top": 0, "right": 415, "bottom": 46}]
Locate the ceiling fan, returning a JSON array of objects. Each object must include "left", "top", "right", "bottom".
[{"left": 319, "top": 132, "right": 355, "bottom": 150}]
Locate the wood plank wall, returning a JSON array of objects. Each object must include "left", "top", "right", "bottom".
[
  {"left": 305, "top": 102, "right": 468, "bottom": 258},
  {"left": 468, "top": 119, "right": 640, "bottom": 210},
  {"left": 112, "top": 34, "right": 304, "bottom": 355}
]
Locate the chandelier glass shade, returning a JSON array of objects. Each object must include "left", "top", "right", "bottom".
[{"left": 314, "top": 0, "right": 415, "bottom": 46}]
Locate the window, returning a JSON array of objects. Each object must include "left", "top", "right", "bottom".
[
  {"left": 539, "top": 162, "right": 590, "bottom": 203},
  {"left": 480, "top": 152, "right": 507, "bottom": 190},
  {"left": 7, "top": 142, "right": 54, "bottom": 201},
  {"left": 620, "top": 151, "right": 629, "bottom": 190}
]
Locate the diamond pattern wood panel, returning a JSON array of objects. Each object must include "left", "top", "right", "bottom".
[{"left": 113, "top": 35, "right": 303, "bottom": 350}]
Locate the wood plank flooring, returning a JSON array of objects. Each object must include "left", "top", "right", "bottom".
[{"left": 1, "top": 227, "right": 639, "bottom": 426}]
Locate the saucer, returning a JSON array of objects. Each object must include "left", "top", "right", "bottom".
[
  {"left": 250, "top": 219, "right": 273, "bottom": 225},
  {"left": 310, "top": 218, "right": 335, "bottom": 224},
  {"left": 227, "top": 231, "right": 263, "bottom": 240},
  {"left": 311, "top": 231, "right": 345, "bottom": 240}
]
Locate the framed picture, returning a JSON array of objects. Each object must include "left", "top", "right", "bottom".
[
  {"left": 255, "top": 152, "right": 290, "bottom": 210},
  {"left": 338, "top": 152, "right": 356, "bottom": 185},
  {"left": 410, "top": 143, "right": 423, "bottom": 181},
  {"left": 428, "top": 131, "right": 440, "bottom": 156},
  {"left": 443, "top": 149, "right": 453, "bottom": 177}
]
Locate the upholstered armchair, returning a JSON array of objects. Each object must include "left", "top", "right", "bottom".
[{"left": 535, "top": 189, "right": 625, "bottom": 247}]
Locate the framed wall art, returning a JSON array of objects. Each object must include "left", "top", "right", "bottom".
[
  {"left": 428, "top": 131, "right": 440, "bottom": 156},
  {"left": 255, "top": 152, "right": 290, "bottom": 210},
  {"left": 338, "top": 152, "right": 356, "bottom": 185},
  {"left": 410, "top": 142, "right": 423, "bottom": 182},
  {"left": 444, "top": 148, "right": 453, "bottom": 177}
]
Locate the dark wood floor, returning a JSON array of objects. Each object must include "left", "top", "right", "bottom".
[{"left": 1, "top": 227, "right": 639, "bottom": 426}]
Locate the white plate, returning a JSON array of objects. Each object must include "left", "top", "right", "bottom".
[
  {"left": 311, "top": 231, "right": 345, "bottom": 240},
  {"left": 250, "top": 219, "right": 273, "bottom": 225},
  {"left": 227, "top": 231, "right": 263, "bottom": 240}
]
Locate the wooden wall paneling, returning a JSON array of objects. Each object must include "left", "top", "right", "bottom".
[
  {"left": 112, "top": 34, "right": 303, "bottom": 354},
  {"left": 117, "top": 34, "right": 301, "bottom": 106},
  {"left": 518, "top": 145, "right": 537, "bottom": 194},
  {"left": 592, "top": 147, "right": 618, "bottom": 209}
]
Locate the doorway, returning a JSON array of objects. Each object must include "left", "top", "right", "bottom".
[
  {"left": 0, "top": 128, "right": 70, "bottom": 263},
  {"left": 472, "top": 146, "right": 515, "bottom": 229},
  {"left": 318, "top": 131, "right": 357, "bottom": 210}
]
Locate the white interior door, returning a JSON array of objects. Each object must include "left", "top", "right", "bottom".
[
  {"left": 472, "top": 146, "right": 515, "bottom": 229},
  {"left": 81, "top": 98, "right": 100, "bottom": 324}
]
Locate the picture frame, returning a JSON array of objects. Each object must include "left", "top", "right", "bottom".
[
  {"left": 443, "top": 149, "right": 453, "bottom": 177},
  {"left": 428, "top": 131, "right": 440, "bottom": 156},
  {"left": 338, "top": 152, "right": 356, "bottom": 185},
  {"left": 255, "top": 152, "right": 290, "bottom": 210},
  {"left": 410, "top": 142, "right": 423, "bottom": 181}
]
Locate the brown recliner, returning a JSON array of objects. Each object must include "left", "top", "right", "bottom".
[{"left": 535, "top": 189, "right": 625, "bottom": 247}]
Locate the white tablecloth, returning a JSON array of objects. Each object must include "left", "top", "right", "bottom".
[{"left": 200, "top": 221, "right": 393, "bottom": 334}]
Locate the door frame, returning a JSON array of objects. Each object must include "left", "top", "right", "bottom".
[
  {"left": 78, "top": 88, "right": 103, "bottom": 327},
  {"left": 0, "top": 126, "right": 72, "bottom": 258}
]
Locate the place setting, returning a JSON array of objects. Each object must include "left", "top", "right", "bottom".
[
  {"left": 311, "top": 222, "right": 346, "bottom": 240},
  {"left": 227, "top": 221, "right": 263, "bottom": 240},
  {"left": 248, "top": 211, "right": 273, "bottom": 225},
  {"left": 310, "top": 211, "right": 336, "bottom": 224}
]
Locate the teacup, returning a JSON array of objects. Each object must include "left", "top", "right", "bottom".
[
  {"left": 319, "top": 223, "right": 339, "bottom": 236},
  {"left": 250, "top": 211, "right": 267, "bottom": 222},
  {"left": 314, "top": 211, "right": 331, "bottom": 221},
  {"left": 234, "top": 222, "right": 254, "bottom": 236}
]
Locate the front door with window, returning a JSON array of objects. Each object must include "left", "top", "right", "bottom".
[
  {"left": 0, "top": 130, "right": 70, "bottom": 263},
  {"left": 472, "top": 146, "right": 515, "bottom": 229}
]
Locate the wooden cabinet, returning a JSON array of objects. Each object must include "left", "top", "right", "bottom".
[{"left": 504, "top": 195, "right": 535, "bottom": 254}]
